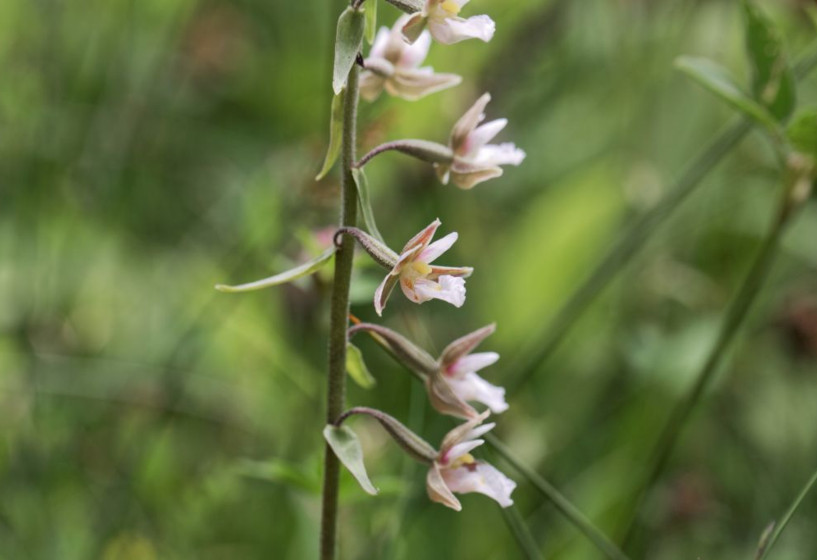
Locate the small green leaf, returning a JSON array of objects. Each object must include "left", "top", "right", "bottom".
[
  {"left": 323, "top": 425, "right": 378, "bottom": 495},
  {"left": 675, "top": 56, "right": 779, "bottom": 132},
  {"left": 352, "top": 168, "right": 384, "bottom": 243},
  {"left": 365, "top": 0, "right": 377, "bottom": 45},
  {"left": 787, "top": 109, "right": 817, "bottom": 159},
  {"left": 742, "top": 0, "right": 795, "bottom": 121},
  {"left": 347, "top": 342, "right": 376, "bottom": 389},
  {"left": 215, "top": 247, "right": 335, "bottom": 293},
  {"left": 333, "top": 6, "right": 365, "bottom": 95},
  {"left": 316, "top": 90, "right": 345, "bottom": 180}
]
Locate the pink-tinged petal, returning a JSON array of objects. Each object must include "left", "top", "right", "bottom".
[
  {"left": 440, "top": 324, "right": 496, "bottom": 368},
  {"left": 447, "top": 371, "right": 508, "bottom": 413},
  {"left": 370, "top": 26, "right": 392, "bottom": 59},
  {"left": 395, "top": 243, "right": 425, "bottom": 270},
  {"left": 428, "top": 265, "right": 473, "bottom": 279},
  {"left": 419, "top": 231, "right": 458, "bottom": 263},
  {"left": 449, "top": 167, "right": 503, "bottom": 189},
  {"left": 359, "top": 71, "right": 386, "bottom": 102},
  {"left": 441, "top": 462, "right": 516, "bottom": 508},
  {"left": 428, "top": 15, "right": 494, "bottom": 45},
  {"left": 448, "top": 351, "right": 500, "bottom": 377},
  {"left": 465, "top": 422, "right": 495, "bottom": 441},
  {"left": 400, "top": 275, "right": 422, "bottom": 303},
  {"left": 413, "top": 276, "right": 466, "bottom": 307},
  {"left": 427, "top": 462, "right": 462, "bottom": 511},
  {"left": 440, "top": 409, "right": 491, "bottom": 452},
  {"left": 459, "top": 119, "right": 507, "bottom": 157},
  {"left": 426, "top": 374, "right": 479, "bottom": 419},
  {"left": 401, "top": 12, "right": 427, "bottom": 44},
  {"left": 387, "top": 69, "right": 462, "bottom": 101},
  {"left": 450, "top": 93, "right": 490, "bottom": 151},
  {"left": 444, "top": 439, "right": 484, "bottom": 464},
  {"left": 374, "top": 273, "right": 400, "bottom": 316},
  {"left": 399, "top": 29, "right": 432, "bottom": 68},
  {"left": 475, "top": 143, "right": 526, "bottom": 167},
  {"left": 401, "top": 218, "right": 441, "bottom": 254}
]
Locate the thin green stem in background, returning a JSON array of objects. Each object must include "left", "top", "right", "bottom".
[
  {"left": 755, "top": 467, "right": 817, "bottom": 560},
  {"left": 620, "top": 189, "right": 801, "bottom": 553},
  {"left": 487, "top": 434, "right": 632, "bottom": 560},
  {"left": 320, "top": 63, "right": 360, "bottom": 560},
  {"left": 506, "top": 41, "right": 817, "bottom": 396},
  {"left": 498, "top": 502, "right": 545, "bottom": 560}
]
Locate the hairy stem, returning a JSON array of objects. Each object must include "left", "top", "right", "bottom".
[{"left": 320, "top": 63, "right": 360, "bottom": 560}]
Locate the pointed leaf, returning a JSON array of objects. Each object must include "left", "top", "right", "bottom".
[
  {"left": 787, "top": 109, "right": 817, "bottom": 159},
  {"left": 215, "top": 247, "right": 335, "bottom": 293},
  {"left": 347, "top": 342, "right": 376, "bottom": 389},
  {"left": 385, "top": 0, "right": 424, "bottom": 14},
  {"left": 333, "top": 6, "right": 366, "bottom": 95},
  {"left": 742, "top": 0, "right": 795, "bottom": 120},
  {"left": 351, "top": 168, "right": 384, "bottom": 243},
  {"left": 323, "top": 425, "right": 378, "bottom": 495},
  {"left": 365, "top": 0, "right": 377, "bottom": 44},
  {"left": 316, "top": 90, "right": 345, "bottom": 180},
  {"left": 675, "top": 56, "right": 779, "bottom": 132}
]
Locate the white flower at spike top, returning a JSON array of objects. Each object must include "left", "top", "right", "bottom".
[
  {"left": 427, "top": 324, "right": 508, "bottom": 418},
  {"left": 403, "top": 0, "right": 495, "bottom": 45},
  {"left": 375, "top": 218, "right": 472, "bottom": 315},
  {"left": 360, "top": 15, "right": 462, "bottom": 102},
  {"left": 436, "top": 93, "right": 526, "bottom": 189},
  {"left": 426, "top": 411, "right": 516, "bottom": 511}
]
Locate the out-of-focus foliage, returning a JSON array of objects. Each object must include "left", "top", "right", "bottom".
[{"left": 1, "top": 0, "right": 816, "bottom": 558}]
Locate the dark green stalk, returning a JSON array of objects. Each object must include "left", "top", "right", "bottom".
[
  {"left": 620, "top": 189, "right": 801, "bottom": 553},
  {"left": 506, "top": 41, "right": 817, "bottom": 396},
  {"left": 320, "top": 63, "right": 360, "bottom": 560},
  {"left": 756, "top": 467, "right": 817, "bottom": 560},
  {"left": 499, "top": 503, "right": 544, "bottom": 560},
  {"left": 487, "top": 434, "right": 631, "bottom": 560}
]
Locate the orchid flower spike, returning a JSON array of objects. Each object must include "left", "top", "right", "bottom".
[
  {"left": 426, "top": 411, "right": 516, "bottom": 511},
  {"left": 436, "top": 93, "right": 526, "bottom": 189},
  {"left": 427, "top": 324, "right": 507, "bottom": 418},
  {"left": 403, "top": 0, "right": 495, "bottom": 45},
  {"left": 374, "top": 218, "right": 472, "bottom": 315},
  {"left": 360, "top": 15, "right": 462, "bottom": 102}
]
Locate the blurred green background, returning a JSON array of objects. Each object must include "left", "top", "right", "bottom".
[{"left": 2, "top": 0, "right": 817, "bottom": 558}]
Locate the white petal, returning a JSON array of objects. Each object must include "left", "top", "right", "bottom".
[
  {"left": 466, "top": 422, "right": 495, "bottom": 441},
  {"left": 475, "top": 143, "right": 526, "bottom": 167},
  {"left": 444, "top": 439, "right": 485, "bottom": 464},
  {"left": 370, "top": 27, "right": 392, "bottom": 59},
  {"left": 387, "top": 68, "right": 462, "bottom": 101},
  {"left": 429, "top": 15, "right": 494, "bottom": 44},
  {"left": 447, "top": 371, "right": 508, "bottom": 413},
  {"left": 450, "top": 167, "right": 503, "bottom": 189},
  {"left": 441, "top": 462, "right": 516, "bottom": 508},
  {"left": 427, "top": 462, "right": 462, "bottom": 511},
  {"left": 419, "top": 231, "right": 458, "bottom": 263},
  {"left": 460, "top": 119, "right": 506, "bottom": 157},
  {"left": 374, "top": 273, "right": 399, "bottom": 316},
  {"left": 448, "top": 351, "right": 500, "bottom": 377},
  {"left": 359, "top": 71, "right": 386, "bottom": 102},
  {"left": 450, "top": 93, "right": 490, "bottom": 151},
  {"left": 413, "top": 276, "right": 466, "bottom": 307},
  {"left": 399, "top": 30, "right": 432, "bottom": 68}
]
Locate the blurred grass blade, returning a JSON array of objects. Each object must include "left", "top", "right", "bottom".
[
  {"left": 675, "top": 56, "right": 780, "bottom": 132},
  {"left": 755, "top": 468, "right": 817, "bottom": 560},
  {"left": 333, "top": 6, "right": 365, "bottom": 94},
  {"left": 346, "top": 342, "right": 376, "bottom": 389},
  {"left": 235, "top": 458, "right": 320, "bottom": 494},
  {"left": 742, "top": 0, "right": 795, "bottom": 120},
  {"left": 787, "top": 109, "right": 817, "bottom": 158},
  {"left": 215, "top": 247, "right": 335, "bottom": 293},
  {"left": 352, "top": 168, "right": 384, "bottom": 242},
  {"left": 316, "top": 91, "right": 346, "bottom": 180},
  {"left": 324, "top": 425, "right": 378, "bottom": 495},
  {"left": 365, "top": 0, "right": 377, "bottom": 44}
]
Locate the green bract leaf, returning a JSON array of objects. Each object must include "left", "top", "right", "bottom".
[
  {"left": 215, "top": 247, "right": 335, "bottom": 293},
  {"left": 333, "top": 6, "right": 365, "bottom": 95},
  {"left": 351, "top": 168, "right": 384, "bottom": 243},
  {"left": 323, "top": 425, "right": 378, "bottom": 495},
  {"left": 347, "top": 342, "right": 376, "bottom": 389},
  {"left": 742, "top": 0, "right": 795, "bottom": 121},
  {"left": 384, "top": 0, "right": 424, "bottom": 14},
  {"left": 787, "top": 109, "right": 817, "bottom": 159},
  {"left": 365, "top": 0, "right": 377, "bottom": 45},
  {"left": 316, "top": 90, "right": 345, "bottom": 180},
  {"left": 675, "top": 56, "right": 779, "bottom": 132}
]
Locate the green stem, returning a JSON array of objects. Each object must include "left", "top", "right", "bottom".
[
  {"left": 487, "top": 434, "right": 631, "bottom": 560},
  {"left": 320, "top": 63, "right": 360, "bottom": 560},
  {"left": 506, "top": 41, "right": 817, "bottom": 396},
  {"left": 756, "top": 467, "right": 817, "bottom": 560},
  {"left": 498, "top": 503, "right": 544, "bottom": 560},
  {"left": 620, "top": 193, "right": 798, "bottom": 553}
]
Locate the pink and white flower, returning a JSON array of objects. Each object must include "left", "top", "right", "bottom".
[
  {"left": 374, "top": 218, "right": 472, "bottom": 315},
  {"left": 403, "top": 0, "right": 495, "bottom": 45},
  {"left": 426, "top": 411, "right": 516, "bottom": 511},
  {"left": 360, "top": 15, "right": 462, "bottom": 102},
  {"left": 427, "top": 324, "right": 508, "bottom": 418},
  {"left": 436, "top": 93, "right": 526, "bottom": 189}
]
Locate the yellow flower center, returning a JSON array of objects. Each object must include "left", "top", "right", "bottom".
[
  {"left": 441, "top": 0, "right": 461, "bottom": 15},
  {"left": 411, "top": 261, "right": 432, "bottom": 276},
  {"left": 449, "top": 453, "right": 475, "bottom": 468}
]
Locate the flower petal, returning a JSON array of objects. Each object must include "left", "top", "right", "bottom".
[
  {"left": 440, "top": 324, "right": 496, "bottom": 368},
  {"left": 399, "top": 29, "right": 432, "bottom": 68},
  {"left": 448, "top": 351, "right": 500, "bottom": 377},
  {"left": 428, "top": 265, "right": 473, "bottom": 279},
  {"left": 450, "top": 93, "right": 490, "bottom": 151},
  {"left": 401, "top": 218, "right": 441, "bottom": 254},
  {"left": 459, "top": 119, "right": 507, "bottom": 157},
  {"left": 387, "top": 69, "right": 462, "bottom": 101},
  {"left": 426, "top": 372, "right": 479, "bottom": 419},
  {"left": 447, "top": 371, "right": 508, "bottom": 413},
  {"left": 359, "top": 71, "right": 386, "bottom": 102},
  {"left": 444, "top": 439, "right": 485, "bottom": 465},
  {"left": 419, "top": 232, "right": 458, "bottom": 263},
  {"left": 401, "top": 12, "right": 427, "bottom": 44},
  {"left": 370, "top": 26, "right": 392, "bottom": 60},
  {"left": 374, "top": 273, "right": 400, "bottom": 316},
  {"left": 413, "top": 276, "right": 466, "bottom": 307},
  {"left": 441, "top": 462, "right": 516, "bottom": 508},
  {"left": 450, "top": 167, "right": 503, "bottom": 189},
  {"left": 427, "top": 462, "right": 462, "bottom": 511},
  {"left": 475, "top": 142, "right": 526, "bottom": 167},
  {"left": 428, "top": 14, "right": 494, "bottom": 44},
  {"left": 440, "top": 409, "right": 491, "bottom": 452}
]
